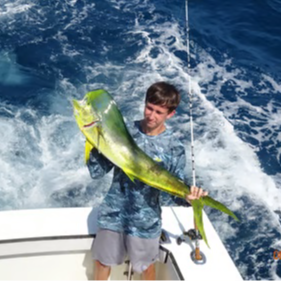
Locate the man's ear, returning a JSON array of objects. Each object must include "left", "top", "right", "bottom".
[{"left": 167, "top": 110, "right": 176, "bottom": 119}]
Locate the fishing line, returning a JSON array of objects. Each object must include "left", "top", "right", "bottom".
[{"left": 184, "top": 0, "right": 205, "bottom": 263}]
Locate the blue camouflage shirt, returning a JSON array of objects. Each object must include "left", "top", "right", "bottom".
[{"left": 87, "top": 120, "right": 190, "bottom": 239}]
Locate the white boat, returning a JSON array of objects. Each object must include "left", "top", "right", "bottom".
[{"left": 0, "top": 206, "right": 242, "bottom": 280}]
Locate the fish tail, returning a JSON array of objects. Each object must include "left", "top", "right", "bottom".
[
  {"left": 192, "top": 199, "right": 210, "bottom": 248},
  {"left": 202, "top": 196, "right": 239, "bottom": 221}
]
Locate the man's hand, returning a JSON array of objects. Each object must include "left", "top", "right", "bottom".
[{"left": 185, "top": 186, "right": 208, "bottom": 204}]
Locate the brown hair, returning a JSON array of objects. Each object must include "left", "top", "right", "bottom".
[{"left": 145, "top": 82, "right": 180, "bottom": 113}]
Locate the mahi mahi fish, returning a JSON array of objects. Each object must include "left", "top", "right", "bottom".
[{"left": 73, "top": 89, "right": 239, "bottom": 247}]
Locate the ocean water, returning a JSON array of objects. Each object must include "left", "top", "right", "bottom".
[{"left": 0, "top": 0, "right": 281, "bottom": 279}]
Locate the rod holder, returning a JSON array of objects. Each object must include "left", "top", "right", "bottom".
[{"left": 190, "top": 248, "right": 206, "bottom": 265}]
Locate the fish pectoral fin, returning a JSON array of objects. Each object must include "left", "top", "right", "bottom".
[
  {"left": 85, "top": 139, "right": 94, "bottom": 164},
  {"left": 124, "top": 170, "right": 136, "bottom": 184}
]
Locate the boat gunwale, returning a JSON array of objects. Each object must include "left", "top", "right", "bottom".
[{"left": 0, "top": 234, "right": 184, "bottom": 280}]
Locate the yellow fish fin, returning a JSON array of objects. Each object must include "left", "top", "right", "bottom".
[
  {"left": 85, "top": 139, "right": 94, "bottom": 164},
  {"left": 154, "top": 156, "right": 162, "bottom": 162},
  {"left": 124, "top": 170, "right": 136, "bottom": 184}
]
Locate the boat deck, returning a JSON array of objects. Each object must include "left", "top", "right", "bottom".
[{"left": 0, "top": 207, "right": 242, "bottom": 280}]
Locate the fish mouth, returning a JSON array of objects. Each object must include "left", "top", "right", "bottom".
[{"left": 83, "top": 121, "right": 98, "bottom": 128}]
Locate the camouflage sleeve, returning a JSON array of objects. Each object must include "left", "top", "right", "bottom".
[
  {"left": 87, "top": 148, "right": 114, "bottom": 179},
  {"left": 160, "top": 143, "right": 191, "bottom": 207}
]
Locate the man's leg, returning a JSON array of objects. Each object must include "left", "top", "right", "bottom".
[
  {"left": 94, "top": 260, "right": 111, "bottom": 280},
  {"left": 126, "top": 234, "right": 159, "bottom": 280},
  {"left": 92, "top": 229, "right": 126, "bottom": 280},
  {"left": 142, "top": 263, "right": 156, "bottom": 280}
]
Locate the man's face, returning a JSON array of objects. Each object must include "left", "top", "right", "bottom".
[{"left": 143, "top": 102, "right": 175, "bottom": 130}]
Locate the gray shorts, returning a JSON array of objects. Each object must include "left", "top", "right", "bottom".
[{"left": 92, "top": 229, "right": 160, "bottom": 273}]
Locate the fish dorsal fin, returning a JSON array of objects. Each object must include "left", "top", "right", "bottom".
[{"left": 85, "top": 139, "right": 94, "bottom": 164}]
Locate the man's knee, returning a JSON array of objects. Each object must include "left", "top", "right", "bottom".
[
  {"left": 95, "top": 260, "right": 110, "bottom": 269},
  {"left": 144, "top": 263, "right": 155, "bottom": 271},
  {"left": 94, "top": 260, "right": 111, "bottom": 280},
  {"left": 142, "top": 263, "right": 156, "bottom": 280}
]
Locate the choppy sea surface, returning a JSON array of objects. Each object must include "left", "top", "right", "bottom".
[{"left": 0, "top": 0, "right": 281, "bottom": 279}]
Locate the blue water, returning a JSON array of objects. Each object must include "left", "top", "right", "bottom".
[{"left": 1, "top": 0, "right": 281, "bottom": 279}]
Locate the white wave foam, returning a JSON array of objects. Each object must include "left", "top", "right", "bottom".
[
  {"left": 0, "top": 95, "right": 105, "bottom": 209},
  {"left": 0, "top": 1, "right": 34, "bottom": 17}
]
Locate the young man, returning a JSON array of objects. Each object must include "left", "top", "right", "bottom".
[{"left": 87, "top": 82, "right": 208, "bottom": 280}]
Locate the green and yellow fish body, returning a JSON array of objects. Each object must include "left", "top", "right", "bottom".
[{"left": 73, "top": 89, "right": 239, "bottom": 247}]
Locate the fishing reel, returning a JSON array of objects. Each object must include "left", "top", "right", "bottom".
[
  {"left": 176, "top": 228, "right": 202, "bottom": 245},
  {"left": 177, "top": 229, "right": 206, "bottom": 265}
]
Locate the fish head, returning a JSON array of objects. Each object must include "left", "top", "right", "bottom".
[{"left": 72, "top": 96, "right": 100, "bottom": 131}]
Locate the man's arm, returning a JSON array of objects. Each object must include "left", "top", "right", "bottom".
[{"left": 87, "top": 148, "right": 114, "bottom": 179}]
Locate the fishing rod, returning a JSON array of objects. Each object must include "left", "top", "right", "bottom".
[{"left": 177, "top": 0, "right": 206, "bottom": 265}]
